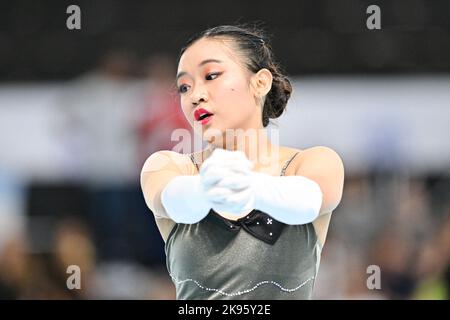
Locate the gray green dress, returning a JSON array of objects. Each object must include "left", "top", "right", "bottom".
[{"left": 164, "top": 152, "right": 323, "bottom": 299}]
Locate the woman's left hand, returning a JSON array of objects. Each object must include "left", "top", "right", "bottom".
[{"left": 199, "top": 149, "right": 256, "bottom": 215}]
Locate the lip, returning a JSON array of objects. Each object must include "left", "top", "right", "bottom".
[
  {"left": 199, "top": 114, "right": 213, "bottom": 125},
  {"left": 194, "top": 107, "right": 214, "bottom": 122}
]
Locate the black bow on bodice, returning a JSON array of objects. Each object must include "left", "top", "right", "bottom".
[{"left": 208, "top": 209, "right": 286, "bottom": 245}]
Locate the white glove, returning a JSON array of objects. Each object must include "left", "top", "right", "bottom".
[
  {"left": 160, "top": 148, "right": 253, "bottom": 224},
  {"left": 200, "top": 148, "right": 324, "bottom": 225},
  {"left": 162, "top": 148, "right": 323, "bottom": 225},
  {"left": 161, "top": 175, "right": 213, "bottom": 224},
  {"left": 200, "top": 148, "right": 256, "bottom": 215}
]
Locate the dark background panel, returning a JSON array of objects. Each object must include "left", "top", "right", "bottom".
[{"left": 1, "top": 0, "right": 449, "bottom": 81}]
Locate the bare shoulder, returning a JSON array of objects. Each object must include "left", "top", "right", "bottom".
[
  {"left": 280, "top": 145, "right": 344, "bottom": 176},
  {"left": 297, "top": 146, "right": 344, "bottom": 167},
  {"left": 284, "top": 146, "right": 344, "bottom": 245},
  {"left": 295, "top": 145, "right": 345, "bottom": 212},
  {"left": 141, "top": 150, "right": 194, "bottom": 175},
  {"left": 139, "top": 149, "right": 207, "bottom": 243},
  {"left": 140, "top": 150, "right": 192, "bottom": 243}
]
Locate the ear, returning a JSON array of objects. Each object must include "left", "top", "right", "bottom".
[{"left": 250, "top": 68, "right": 273, "bottom": 98}]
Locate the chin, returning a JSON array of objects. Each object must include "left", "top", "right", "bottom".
[{"left": 203, "top": 128, "right": 227, "bottom": 146}]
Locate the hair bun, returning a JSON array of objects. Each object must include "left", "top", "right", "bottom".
[{"left": 263, "top": 72, "right": 292, "bottom": 127}]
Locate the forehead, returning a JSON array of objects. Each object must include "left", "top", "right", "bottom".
[{"left": 178, "top": 37, "right": 241, "bottom": 72}]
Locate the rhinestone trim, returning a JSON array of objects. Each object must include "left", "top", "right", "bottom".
[{"left": 169, "top": 273, "right": 315, "bottom": 297}]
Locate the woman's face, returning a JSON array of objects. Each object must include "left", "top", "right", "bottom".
[{"left": 176, "top": 37, "right": 261, "bottom": 143}]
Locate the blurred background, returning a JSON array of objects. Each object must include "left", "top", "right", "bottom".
[{"left": 0, "top": 0, "right": 449, "bottom": 299}]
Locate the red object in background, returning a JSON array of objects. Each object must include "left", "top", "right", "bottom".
[{"left": 137, "top": 87, "right": 192, "bottom": 165}]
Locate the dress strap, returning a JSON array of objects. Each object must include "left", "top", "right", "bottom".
[
  {"left": 188, "top": 153, "right": 200, "bottom": 173},
  {"left": 280, "top": 152, "right": 300, "bottom": 176},
  {"left": 190, "top": 151, "right": 300, "bottom": 176}
]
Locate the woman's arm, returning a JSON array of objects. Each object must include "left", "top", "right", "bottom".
[
  {"left": 140, "top": 150, "right": 211, "bottom": 223},
  {"left": 161, "top": 175, "right": 212, "bottom": 224},
  {"left": 293, "top": 146, "right": 345, "bottom": 215},
  {"left": 140, "top": 150, "right": 184, "bottom": 220},
  {"left": 252, "top": 146, "right": 344, "bottom": 224},
  {"left": 200, "top": 147, "right": 345, "bottom": 225}
]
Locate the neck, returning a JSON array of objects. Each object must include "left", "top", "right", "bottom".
[{"left": 207, "top": 127, "right": 278, "bottom": 165}]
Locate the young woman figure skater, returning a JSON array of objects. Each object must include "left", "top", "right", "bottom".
[{"left": 141, "top": 25, "right": 345, "bottom": 299}]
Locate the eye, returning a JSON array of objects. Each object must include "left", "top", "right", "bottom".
[
  {"left": 205, "top": 72, "right": 221, "bottom": 81},
  {"left": 178, "top": 84, "right": 190, "bottom": 94}
]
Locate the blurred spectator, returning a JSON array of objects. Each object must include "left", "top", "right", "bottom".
[
  {"left": 412, "top": 212, "right": 450, "bottom": 299},
  {"left": 52, "top": 217, "right": 96, "bottom": 299},
  {"left": 370, "top": 227, "right": 417, "bottom": 299},
  {"left": 53, "top": 48, "right": 143, "bottom": 185},
  {"left": 90, "top": 262, "right": 175, "bottom": 299},
  {"left": 135, "top": 53, "right": 192, "bottom": 165},
  {"left": 0, "top": 235, "right": 29, "bottom": 299}
]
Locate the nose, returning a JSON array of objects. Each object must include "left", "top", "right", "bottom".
[{"left": 190, "top": 84, "right": 208, "bottom": 107}]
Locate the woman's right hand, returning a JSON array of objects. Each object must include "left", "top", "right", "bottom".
[{"left": 199, "top": 149, "right": 255, "bottom": 216}]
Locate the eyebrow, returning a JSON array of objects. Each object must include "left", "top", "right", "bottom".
[{"left": 176, "top": 59, "right": 223, "bottom": 80}]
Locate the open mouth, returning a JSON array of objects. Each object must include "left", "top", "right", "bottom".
[
  {"left": 198, "top": 114, "right": 213, "bottom": 125},
  {"left": 198, "top": 113, "right": 212, "bottom": 121},
  {"left": 194, "top": 108, "right": 214, "bottom": 122}
]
